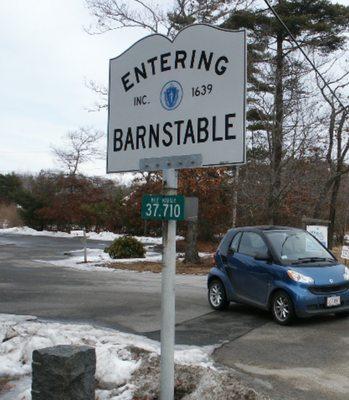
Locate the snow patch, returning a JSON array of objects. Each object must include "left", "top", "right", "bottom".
[
  {"left": 0, "top": 226, "right": 183, "bottom": 244},
  {"left": 35, "top": 246, "right": 162, "bottom": 272},
  {"left": 36, "top": 248, "right": 211, "bottom": 273},
  {"left": 0, "top": 314, "right": 213, "bottom": 400}
]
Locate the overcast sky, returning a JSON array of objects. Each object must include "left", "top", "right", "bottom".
[
  {"left": 0, "top": 0, "right": 348, "bottom": 179},
  {"left": 0, "top": 0, "right": 146, "bottom": 179}
]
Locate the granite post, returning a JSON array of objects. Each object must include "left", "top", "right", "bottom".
[{"left": 31, "top": 345, "right": 96, "bottom": 400}]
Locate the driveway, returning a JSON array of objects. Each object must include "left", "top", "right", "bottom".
[
  {"left": 214, "top": 312, "right": 349, "bottom": 400},
  {"left": 0, "top": 232, "right": 348, "bottom": 399}
]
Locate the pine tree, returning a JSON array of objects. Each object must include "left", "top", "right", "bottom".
[{"left": 224, "top": 0, "right": 349, "bottom": 224}]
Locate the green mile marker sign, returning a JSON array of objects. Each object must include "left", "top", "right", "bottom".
[{"left": 141, "top": 195, "right": 185, "bottom": 221}]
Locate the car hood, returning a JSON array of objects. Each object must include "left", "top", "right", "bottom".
[{"left": 289, "top": 263, "right": 347, "bottom": 286}]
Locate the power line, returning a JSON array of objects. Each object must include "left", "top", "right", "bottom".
[{"left": 263, "top": 0, "right": 348, "bottom": 112}]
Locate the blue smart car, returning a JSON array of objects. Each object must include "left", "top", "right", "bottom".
[{"left": 208, "top": 226, "right": 349, "bottom": 325}]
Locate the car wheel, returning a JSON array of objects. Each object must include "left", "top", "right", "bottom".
[
  {"left": 208, "top": 280, "right": 229, "bottom": 310},
  {"left": 271, "top": 290, "right": 295, "bottom": 325}
]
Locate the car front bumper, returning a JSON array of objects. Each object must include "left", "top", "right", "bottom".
[{"left": 291, "top": 286, "right": 349, "bottom": 317}]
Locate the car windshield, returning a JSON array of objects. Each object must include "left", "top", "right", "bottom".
[{"left": 264, "top": 230, "right": 335, "bottom": 264}]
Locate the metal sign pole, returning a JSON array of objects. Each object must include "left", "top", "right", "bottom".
[
  {"left": 83, "top": 229, "right": 87, "bottom": 263},
  {"left": 160, "top": 168, "right": 178, "bottom": 400}
]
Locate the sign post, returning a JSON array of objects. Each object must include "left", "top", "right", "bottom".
[
  {"left": 160, "top": 169, "right": 177, "bottom": 398},
  {"left": 71, "top": 229, "right": 88, "bottom": 263},
  {"left": 83, "top": 229, "right": 87, "bottom": 263},
  {"left": 107, "top": 24, "right": 246, "bottom": 399}
]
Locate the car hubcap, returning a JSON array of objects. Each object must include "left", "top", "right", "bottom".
[
  {"left": 274, "top": 295, "right": 290, "bottom": 321},
  {"left": 210, "top": 283, "right": 223, "bottom": 307}
]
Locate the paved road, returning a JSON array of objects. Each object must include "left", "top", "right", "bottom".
[
  {"left": 0, "top": 233, "right": 348, "bottom": 399},
  {"left": 0, "top": 233, "right": 265, "bottom": 340}
]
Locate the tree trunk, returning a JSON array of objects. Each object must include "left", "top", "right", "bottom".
[
  {"left": 313, "top": 178, "right": 334, "bottom": 219},
  {"left": 184, "top": 220, "right": 200, "bottom": 264},
  {"left": 328, "top": 176, "right": 341, "bottom": 249},
  {"left": 268, "top": 27, "right": 284, "bottom": 224}
]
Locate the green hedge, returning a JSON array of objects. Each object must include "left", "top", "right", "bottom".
[{"left": 104, "top": 236, "right": 145, "bottom": 259}]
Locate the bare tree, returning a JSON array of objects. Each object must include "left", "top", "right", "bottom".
[
  {"left": 52, "top": 127, "right": 104, "bottom": 176},
  {"left": 85, "top": 0, "right": 170, "bottom": 35},
  {"left": 85, "top": 79, "right": 108, "bottom": 112},
  {"left": 312, "top": 62, "right": 349, "bottom": 248},
  {"left": 85, "top": 0, "right": 254, "bottom": 37}
]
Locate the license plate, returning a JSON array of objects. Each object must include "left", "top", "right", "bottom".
[{"left": 326, "top": 296, "right": 341, "bottom": 307}]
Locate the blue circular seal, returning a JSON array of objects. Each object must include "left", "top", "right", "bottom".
[{"left": 160, "top": 80, "right": 183, "bottom": 111}]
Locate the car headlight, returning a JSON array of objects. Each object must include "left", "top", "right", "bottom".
[
  {"left": 287, "top": 270, "right": 314, "bottom": 284},
  {"left": 344, "top": 267, "right": 349, "bottom": 281}
]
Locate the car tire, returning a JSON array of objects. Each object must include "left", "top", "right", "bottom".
[
  {"left": 208, "top": 280, "right": 229, "bottom": 310},
  {"left": 271, "top": 290, "right": 295, "bottom": 325}
]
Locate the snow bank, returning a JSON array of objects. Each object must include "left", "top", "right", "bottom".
[
  {"left": 0, "top": 226, "right": 72, "bottom": 238},
  {"left": 36, "top": 248, "right": 211, "bottom": 273},
  {"left": 0, "top": 226, "right": 183, "bottom": 244},
  {"left": 0, "top": 314, "right": 213, "bottom": 400},
  {"left": 35, "top": 246, "right": 162, "bottom": 272}
]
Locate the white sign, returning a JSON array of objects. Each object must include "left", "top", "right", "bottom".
[
  {"left": 71, "top": 230, "right": 84, "bottom": 237},
  {"left": 107, "top": 24, "right": 246, "bottom": 173},
  {"left": 306, "top": 225, "right": 328, "bottom": 248},
  {"left": 341, "top": 245, "right": 349, "bottom": 260}
]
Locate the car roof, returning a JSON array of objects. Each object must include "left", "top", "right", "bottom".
[
  {"left": 234, "top": 225, "right": 302, "bottom": 232},
  {"left": 218, "top": 226, "right": 304, "bottom": 257}
]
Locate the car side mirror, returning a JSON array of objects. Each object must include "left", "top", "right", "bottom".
[{"left": 254, "top": 252, "right": 271, "bottom": 262}]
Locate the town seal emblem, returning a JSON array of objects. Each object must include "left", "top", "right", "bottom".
[{"left": 160, "top": 80, "right": 183, "bottom": 111}]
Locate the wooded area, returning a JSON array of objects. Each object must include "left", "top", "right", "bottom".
[{"left": 1, "top": 158, "right": 348, "bottom": 246}]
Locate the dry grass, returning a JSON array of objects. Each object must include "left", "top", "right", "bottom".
[{"left": 105, "top": 256, "right": 213, "bottom": 275}]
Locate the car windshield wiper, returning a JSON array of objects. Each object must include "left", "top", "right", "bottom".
[
  {"left": 280, "top": 233, "right": 297, "bottom": 254},
  {"left": 291, "top": 257, "right": 335, "bottom": 265}
]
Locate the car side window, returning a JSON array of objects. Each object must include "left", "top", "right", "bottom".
[
  {"left": 239, "top": 232, "right": 269, "bottom": 258},
  {"left": 229, "top": 232, "right": 242, "bottom": 253}
]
